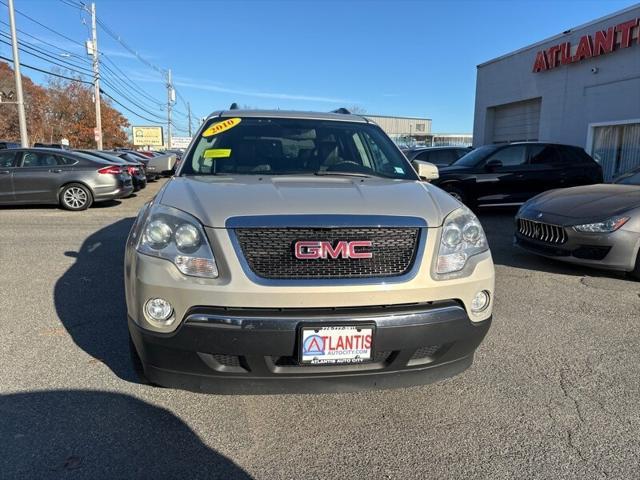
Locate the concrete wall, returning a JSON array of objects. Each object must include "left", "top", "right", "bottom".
[
  {"left": 365, "top": 115, "right": 432, "bottom": 136},
  {"left": 473, "top": 5, "right": 640, "bottom": 148}
]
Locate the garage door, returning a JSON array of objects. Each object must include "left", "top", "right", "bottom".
[{"left": 491, "top": 98, "right": 541, "bottom": 143}]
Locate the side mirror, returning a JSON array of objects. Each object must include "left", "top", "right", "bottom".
[
  {"left": 485, "top": 159, "right": 503, "bottom": 171},
  {"left": 412, "top": 160, "right": 439, "bottom": 181}
]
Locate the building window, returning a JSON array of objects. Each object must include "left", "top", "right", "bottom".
[
  {"left": 591, "top": 122, "right": 640, "bottom": 181},
  {"left": 414, "top": 124, "right": 425, "bottom": 132}
]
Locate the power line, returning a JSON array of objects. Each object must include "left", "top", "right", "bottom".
[
  {"left": 0, "top": 54, "right": 92, "bottom": 84},
  {"left": 0, "top": 0, "right": 86, "bottom": 48},
  {"left": 96, "top": 17, "right": 165, "bottom": 76},
  {"left": 0, "top": 34, "right": 93, "bottom": 77},
  {"left": 0, "top": 19, "right": 90, "bottom": 64},
  {"left": 0, "top": 28, "right": 173, "bottom": 125},
  {"left": 99, "top": 55, "right": 165, "bottom": 107},
  {"left": 101, "top": 88, "right": 171, "bottom": 125}
]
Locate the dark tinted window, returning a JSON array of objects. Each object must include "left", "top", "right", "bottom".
[
  {"left": 528, "top": 145, "right": 563, "bottom": 165},
  {"left": 0, "top": 150, "right": 16, "bottom": 167},
  {"left": 184, "top": 117, "right": 417, "bottom": 179},
  {"left": 566, "top": 146, "right": 595, "bottom": 164},
  {"left": 485, "top": 145, "right": 527, "bottom": 167},
  {"left": 57, "top": 155, "right": 78, "bottom": 166},
  {"left": 422, "top": 149, "right": 458, "bottom": 166},
  {"left": 21, "top": 151, "right": 58, "bottom": 167},
  {"left": 414, "top": 150, "right": 430, "bottom": 161},
  {"left": 453, "top": 145, "right": 500, "bottom": 167},
  {"left": 455, "top": 148, "right": 471, "bottom": 159}
]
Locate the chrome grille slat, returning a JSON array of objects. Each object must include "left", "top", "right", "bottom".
[{"left": 517, "top": 218, "right": 567, "bottom": 245}]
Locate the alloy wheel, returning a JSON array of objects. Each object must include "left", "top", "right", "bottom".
[{"left": 63, "top": 187, "right": 88, "bottom": 209}]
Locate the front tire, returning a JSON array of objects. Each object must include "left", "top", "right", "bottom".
[{"left": 59, "top": 183, "right": 93, "bottom": 211}]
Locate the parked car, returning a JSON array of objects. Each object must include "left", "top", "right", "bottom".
[
  {"left": 0, "top": 148, "right": 133, "bottom": 210},
  {"left": 33, "top": 143, "right": 69, "bottom": 150},
  {"left": 433, "top": 142, "right": 603, "bottom": 207},
  {"left": 108, "top": 150, "right": 157, "bottom": 181},
  {"left": 120, "top": 150, "right": 176, "bottom": 178},
  {"left": 77, "top": 150, "right": 147, "bottom": 192},
  {"left": 135, "top": 150, "right": 157, "bottom": 158},
  {"left": 402, "top": 146, "right": 472, "bottom": 166},
  {"left": 515, "top": 166, "right": 640, "bottom": 279},
  {"left": 125, "top": 108, "right": 495, "bottom": 393},
  {"left": 0, "top": 141, "right": 19, "bottom": 149}
]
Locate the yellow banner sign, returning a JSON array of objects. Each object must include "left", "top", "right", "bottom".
[{"left": 132, "top": 126, "right": 164, "bottom": 146}]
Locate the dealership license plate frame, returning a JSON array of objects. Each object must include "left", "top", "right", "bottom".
[{"left": 298, "top": 323, "right": 375, "bottom": 365}]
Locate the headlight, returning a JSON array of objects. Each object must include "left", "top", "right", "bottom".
[
  {"left": 436, "top": 206, "right": 488, "bottom": 275},
  {"left": 573, "top": 216, "right": 629, "bottom": 233},
  {"left": 137, "top": 205, "right": 218, "bottom": 278}
]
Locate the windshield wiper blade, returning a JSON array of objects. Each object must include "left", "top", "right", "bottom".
[{"left": 314, "top": 171, "right": 372, "bottom": 178}]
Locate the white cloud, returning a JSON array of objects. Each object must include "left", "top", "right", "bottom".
[{"left": 128, "top": 74, "right": 353, "bottom": 104}]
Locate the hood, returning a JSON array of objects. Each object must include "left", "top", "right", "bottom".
[
  {"left": 159, "top": 175, "right": 459, "bottom": 228},
  {"left": 522, "top": 184, "right": 640, "bottom": 223}
]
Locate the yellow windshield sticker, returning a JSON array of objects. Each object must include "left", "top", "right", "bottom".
[
  {"left": 203, "top": 148, "right": 232, "bottom": 159},
  {"left": 201, "top": 118, "right": 241, "bottom": 137}
]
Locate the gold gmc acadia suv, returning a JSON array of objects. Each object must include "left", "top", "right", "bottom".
[{"left": 125, "top": 108, "right": 495, "bottom": 393}]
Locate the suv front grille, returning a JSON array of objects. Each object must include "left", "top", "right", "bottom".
[
  {"left": 234, "top": 227, "right": 420, "bottom": 279},
  {"left": 517, "top": 218, "right": 567, "bottom": 245}
]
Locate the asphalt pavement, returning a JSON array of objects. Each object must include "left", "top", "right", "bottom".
[{"left": 1, "top": 180, "right": 639, "bottom": 479}]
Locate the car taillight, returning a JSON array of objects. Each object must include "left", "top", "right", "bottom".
[
  {"left": 127, "top": 166, "right": 138, "bottom": 175},
  {"left": 98, "top": 165, "right": 122, "bottom": 175}
]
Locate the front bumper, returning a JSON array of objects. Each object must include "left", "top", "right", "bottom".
[
  {"left": 129, "top": 301, "right": 491, "bottom": 394},
  {"left": 514, "top": 227, "right": 639, "bottom": 272}
]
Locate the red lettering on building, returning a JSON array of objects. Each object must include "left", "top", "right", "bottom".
[
  {"left": 616, "top": 19, "right": 638, "bottom": 48},
  {"left": 593, "top": 27, "right": 615, "bottom": 55},
  {"left": 560, "top": 42, "right": 573, "bottom": 65},
  {"left": 533, "top": 17, "right": 639, "bottom": 72},
  {"left": 546, "top": 44, "right": 562, "bottom": 68},
  {"left": 573, "top": 35, "right": 593, "bottom": 61},
  {"left": 532, "top": 51, "right": 548, "bottom": 72}
]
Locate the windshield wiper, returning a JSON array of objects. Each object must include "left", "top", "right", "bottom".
[{"left": 313, "top": 171, "right": 373, "bottom": 178}]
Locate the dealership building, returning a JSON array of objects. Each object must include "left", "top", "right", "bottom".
[{"left": 473, "top": 4, "right": 640, "bottom": 180}]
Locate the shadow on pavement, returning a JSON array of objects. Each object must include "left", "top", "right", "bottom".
[
  {"left": 54, "top": 217, "right": 139, "bottom": 383},
  {"left": 0, "top": 390, "right": 252, "bottom": 479},
  {"left": 0, "top": 200, "right": 123, "bottom": 210},
  {"left": 477, "top": 207, "right": 629, "bottom": 280}
]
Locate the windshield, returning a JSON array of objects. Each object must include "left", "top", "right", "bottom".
[
  {"left": 452, "top": 145, "right": 499, "bottom": 167},
  {"left": 180, "top": 117, "right": 417, "bottom": 180},
  {"left": 614, "top": 169, "right": 640, "bottom": 185}
]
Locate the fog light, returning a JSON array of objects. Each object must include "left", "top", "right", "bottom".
[
  {"left": 471, "top": 290, "right": 490, "bottom": 313},
  {"left": 144, "top": 298, "right": 174, "bottom": 324}
]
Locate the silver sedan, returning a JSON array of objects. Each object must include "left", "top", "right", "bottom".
[{"left": 514, "top": 167, "right": 640, "bottom": 279}]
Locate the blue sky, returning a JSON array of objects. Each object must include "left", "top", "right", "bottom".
[{"left": 1, "top": 0, "right": 637, "bottom": 133}]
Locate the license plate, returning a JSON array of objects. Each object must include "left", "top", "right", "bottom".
[{"left": 299, "top": 325, "right": 374, "bottom": 365}]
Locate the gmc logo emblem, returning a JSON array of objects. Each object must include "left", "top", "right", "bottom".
[{"left": 294, "top": 240, "right": 373, "bottom": 260}]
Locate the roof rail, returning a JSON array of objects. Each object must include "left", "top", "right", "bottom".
[
  {"left": 229, "top": 102, "right": 239, "bottom": 110},
  {"left": 330, "top": 108, "right": 351, "bottom": 114}
]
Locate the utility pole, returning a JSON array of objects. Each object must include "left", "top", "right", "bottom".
[
  {"left": 90, "top": 3, "right": 102, "bottom": 149},
  {"left": 187, "top": 102, "right": 192, "bottom": 137},
  {"left": 7, "top": 0, "right": 28, "bottom": 147},
  {"left": 166, "top": 69, "right": 174, "bottom": 149}
]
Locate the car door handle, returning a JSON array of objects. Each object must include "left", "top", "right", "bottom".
[{"left": 49, "top": 168, "right": 62, "bottom": 173}]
